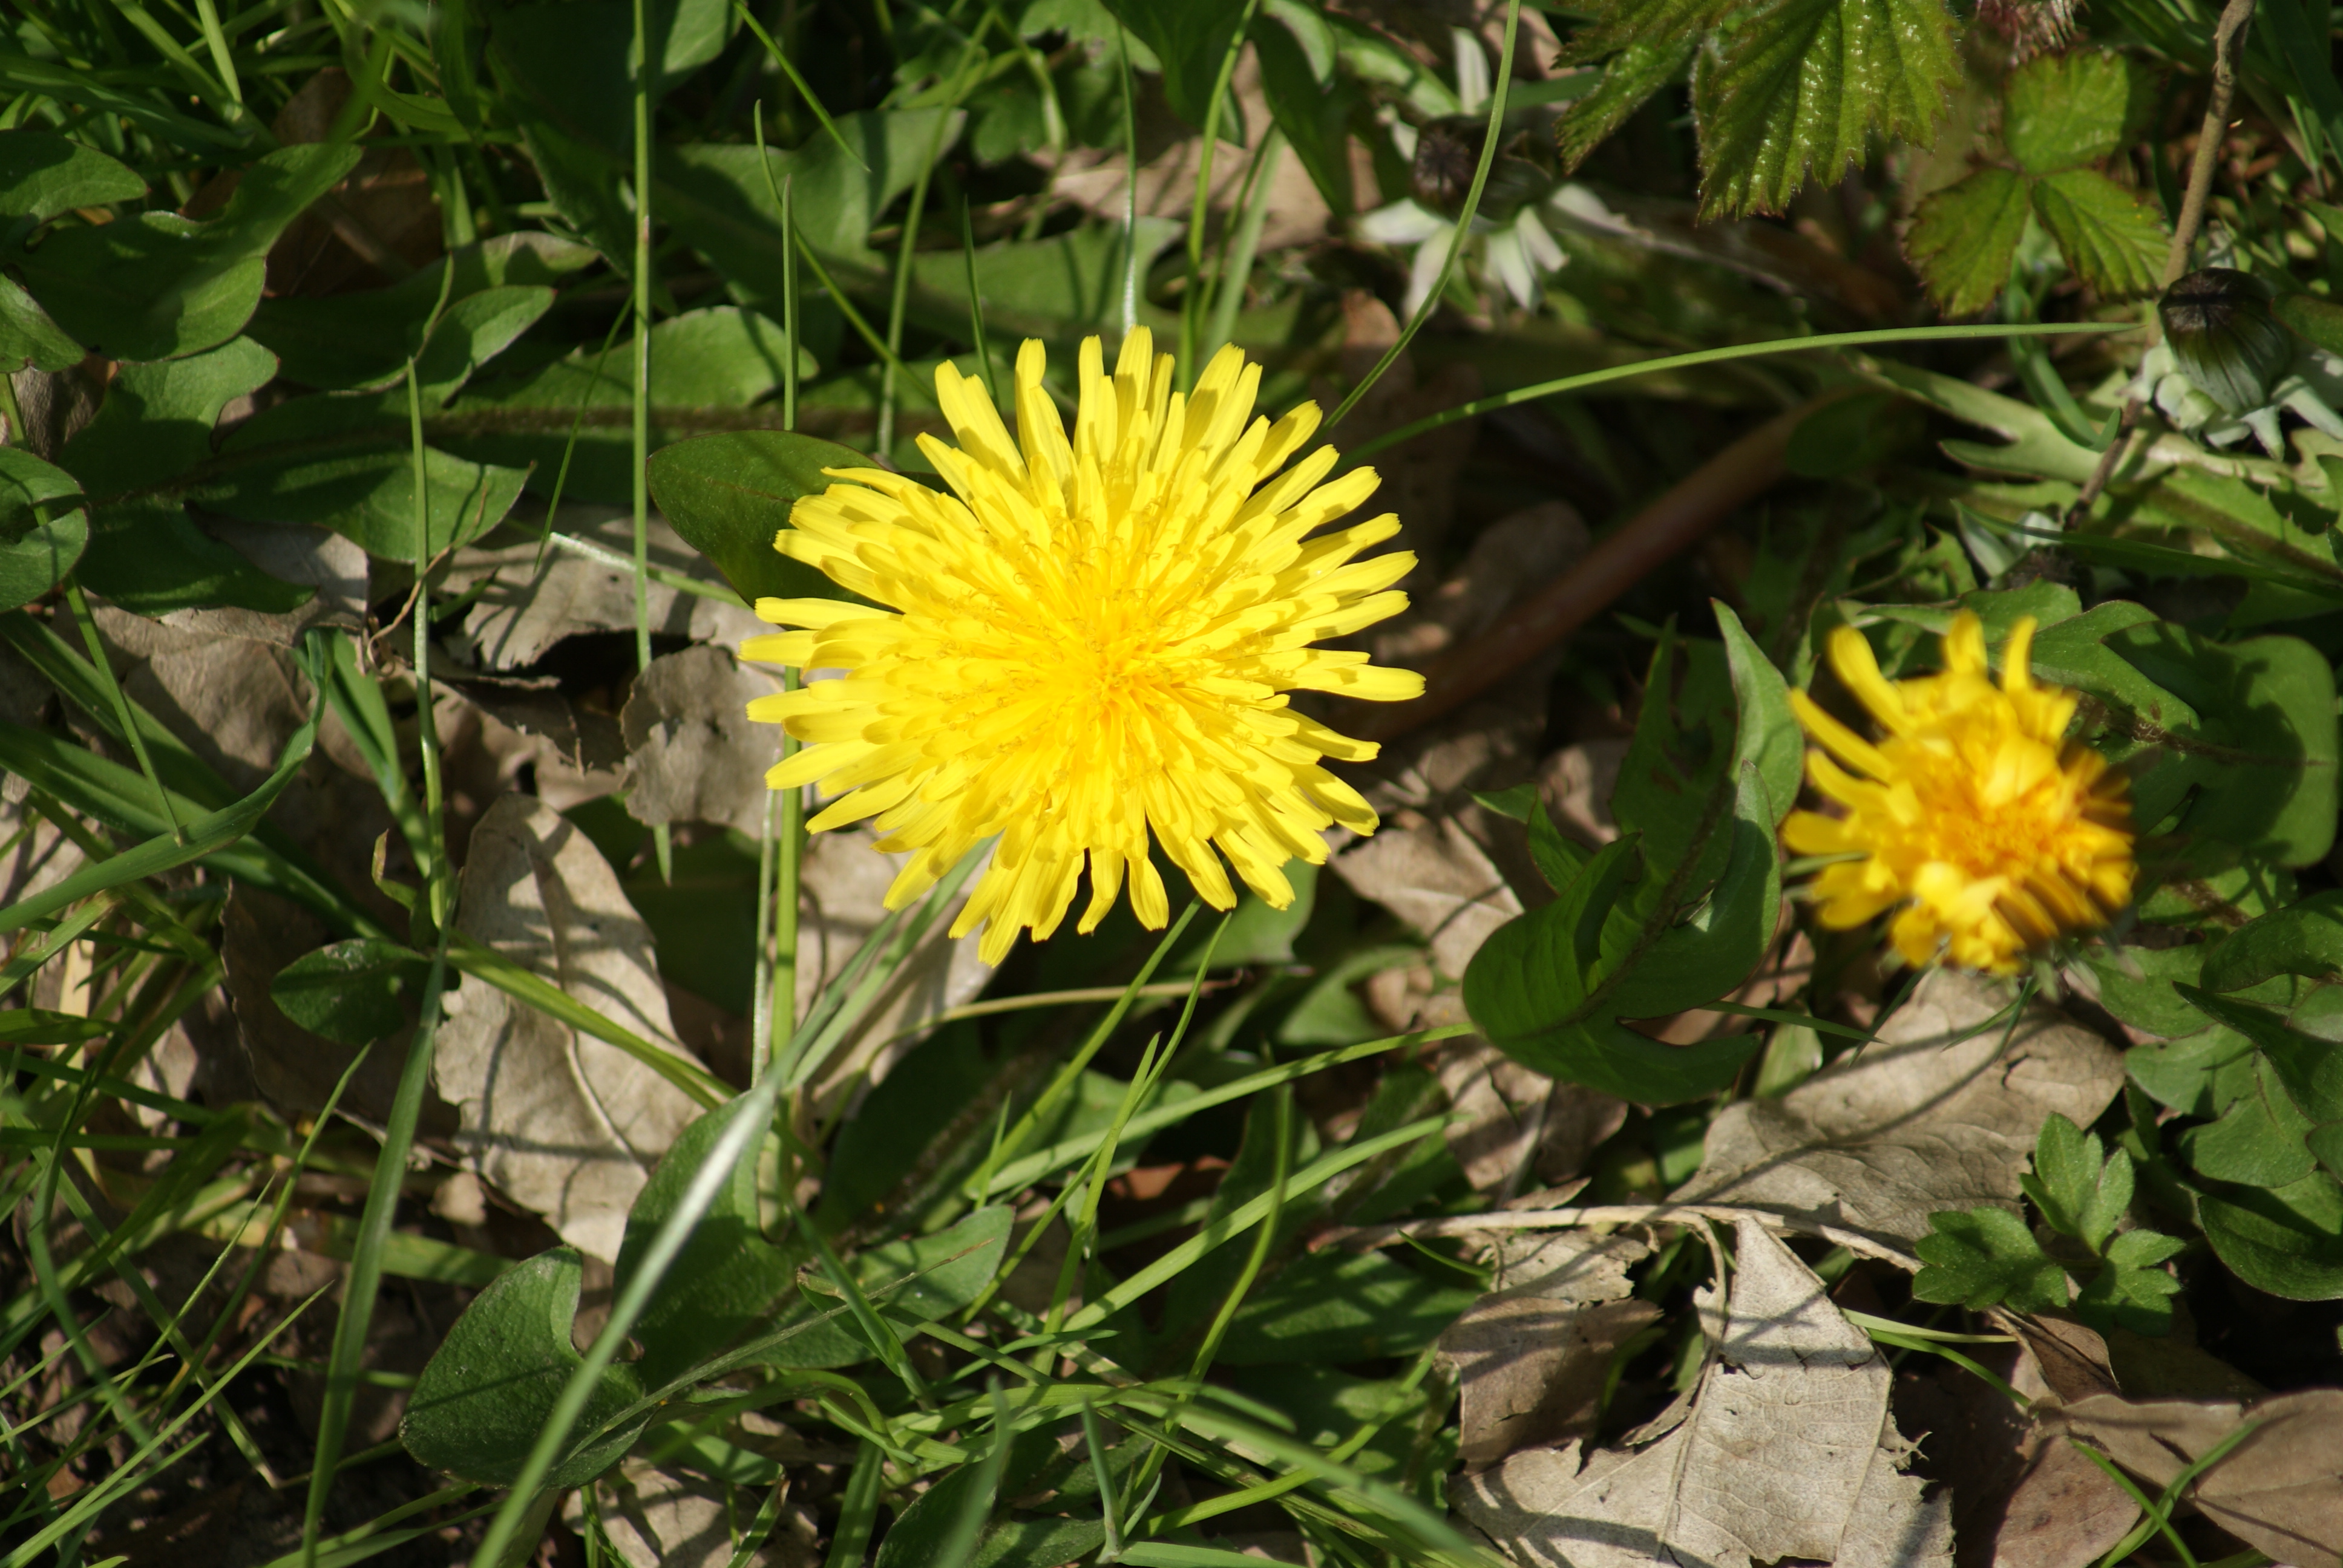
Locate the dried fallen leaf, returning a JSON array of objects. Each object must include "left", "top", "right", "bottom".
[
  {"left": 442, "top": 506, "right": 762, "bottom": 673},
  {"left": 1675, "top": 969, "right": 2124, "bottom": 1250},
  {"left": 2057, "top": 1388, "right": 2343, "bottom": 1568},
  {"left": 1440, "top": 1230, "right": 1656, "bottom": 1467},
  {"left": 1455, "top": 1220, "right": 1951, "bottom": 1567},
  {"left": 157, "top": 520, "right": 367, "bottom": 647},
  {"left": 221, "top": 884, "right": 413, "bottom": 1124},
  {"left": 620, "top": 644, "right": 781, "bottom": 837},
  {"left": 1435, "top": 1036, "right": 1627, "bottom": 1195},
  {"left": 564, "top": 1459, "right": 813, "bottom": 1568},
  {"left": 1331, "top": 815, "right": 1521, "bottom": 983},
  {"left": 434, "top": 793, "right": 704, "bottom": 1262},
  {"left": 1984, "top": 1436, "right": 2139, "bottom": 1568}
]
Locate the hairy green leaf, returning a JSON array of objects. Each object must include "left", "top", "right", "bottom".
[
  {"left": 1692, "top": 0, "right": 1960, "bottom": 220},
  {"left": 2005, "top": 50, "right": 2142, "bottom": 175},
  {"left": 2031, "top": 168, "right": 2167, "bottom": 299},
  {"left": 1906, "top": 166, "right": 2031, "bottom": 317},
  {"left": 1912, "top": 1207, "right": 2070, "bottom": 1312}
]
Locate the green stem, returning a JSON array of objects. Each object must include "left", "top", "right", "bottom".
[
  {"left": 878, "top": 45, "right": 976, "bottom": 456},
  {"left": 1178, "top": 0, "right": 1264, "bottom": 384},
  {"left": 1322, "top": 0, "right": 1520, "bottom": 435},
  {"left": 63, "top": 578, "right": 182, "bottom": 846},
  {"left": 1199, "top": 124, "right": 1282, "bottom": 362},
  {"left": 1339, "top": 321, "right": 2129, "bottom": 465}
]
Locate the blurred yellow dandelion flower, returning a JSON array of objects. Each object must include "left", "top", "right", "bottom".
[
  {"left": 741, "top": 330, "right": 1424, "bottom": 965},
  {"left": 1781, "top": 611, "right": 2135, "bottom": 974}
]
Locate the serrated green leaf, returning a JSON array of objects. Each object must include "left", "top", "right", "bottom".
[
  {"left": 2004, "top": 50, "right": 2141, "bottom": 175},
  {"left": 2024, "top": 1112, "right": 2104, "bottom": 1242},
  {"left": 1912, "top": 1206, "right": 2071, "bottom": 1312},
  {"left": 2075, "top": 1247, "right": 2184, "bottom": 1334},
  {"left": 1691, "top": 0, "right": 1960, "bottom": 220},
  {"left": 2031, "top": 168, "right": 2167, "bottom": 299},
  {"left": 1906, "top": 165, "right": 2031, "bottom": 317},
  {"left": 1556, "top": 33, "right": 1698, "bottom": 172}
]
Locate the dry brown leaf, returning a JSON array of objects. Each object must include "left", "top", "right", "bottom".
[
  {"left": 1374, "top": 501, "right": 1591, "bottom": 667},
  {"left": 1435, "top": 1036, "right": 1627, "bottom": 1195},
  {"left": 1674, "top": 969, "right": 2124, "bottom": 1250},
  {"left": 1455, "top": 1219, "right": 1951, "bottom": 1567},
  {"left": 1309, "top": 292, "right": 1481, "bottom": 560},
  {"left": 434, "top": 793, "right": 704, "bottom": 1261},
  {"left": 1331, "top": 815, "right": 1521, "bottom": 982},
  {"left": 620, "top": 644, "right": 781, "bottom": 836},
  {"left": 1441, "top": 1230, "right": 1655, "bottom": 1467},
  {"left": 2057, "top": 1389, "right": 2343, "bottom": 1568},
  {"left": 442, "top": 507, "right": 763, "bottom": 673},
  {"left": 220, "top": 884, "right": 415, "bottom": 1125},
  {"left": 159, "top": 521, "right": 367, "bottom": 647},
  {"left": 564, "top": 1459, "right": 813, "bottom": 1568},
  {"left": 1984, "top": 1437, "right": 2139, "bottom": 1568}
]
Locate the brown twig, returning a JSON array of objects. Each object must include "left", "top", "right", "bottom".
[
  {"left": 1360, "top": 392, "right": 1849, "bottom": 743},
  {"left": 2068, "top": 0, "right": 2259, "bottom": 518}
]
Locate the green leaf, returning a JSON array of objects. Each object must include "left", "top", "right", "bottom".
[
  {"left": 270, "top": 940, "right": 434, "bottom": 1048},
  {"left": 2075, "top": 1232, "right": 2186, "bottom": 1334},
  {"left": 0, "top": 449, "right": 87, "bottom": 613},
  {"left": 646, "top": 430, "right": 867, "bottom": 605},
  {"left": 906, "top": 220, "right": 1187, "bottom": 344},
  {"left": 1607, "top": 760, "right": 1780, "bottom": 1018},
  {"left": 1716, "top": 601, "right": 1800, "bottom": 825},
  {"left": 1101, "top": 0, "right": 1248, "bottom": 134},
  {"left": 873, "top": 1458, "right": 1106, "bottom": 1568},
  {"left": 854, "top": 1204, "right": 1014, "bottom": 1325},
  {"left": 53, "top": 335, "right": 316, "bottom": 615},
  {"left": 0, "top": 275, "right": 88, "bottom": 374},
  {"left": 1218, "top": 1250, "right": 1476, "bottom": 1365},
  {"left": 2004, "top": 50, "right": 2141, "bottom": 175},
  {"left": 1911, "top": 1207, "right": 2071, "bottom": 1312},
  {"left": 0, "top": 129, "right": 146, "bottom": 223},
  {"left": 247, "top": 234, "right": 597, "bottom": 392},
  {"left": 203, "top": 391, "right": 529, "bottom": 561},
  {"left": 1253, "top": 8, "right": 1355, "bottom": 214},
  {"left": 1556, "top": 33, "right": 1699, "bottom": 172},
  {"left": 10, "top": 143, "right": 361, "bottom": 362},
  {"left": 2022, "top": 1112, "right": 2131, "bottom": 1253},
  {"left": 2200, "top": 1171, "right": 2343, "bottom": 1301},
  {"left": 1905, "top": 166, "right": 2031, "bottom": 317},
  {"left": 2030, "top": 168, "right": 2167, "bottom": 299},
  {"left": 1691, "top": 0, "right": 1959, "bottom": 220},
  {"left": 2176, "top": 987, "right": 2343, "bottom": 1124},
  {"left": 443, "top": 305, "right": 812, "bottom": 506},
  {"left": 2203, "top": 890, "right": 2343, "bottom": 992},
  {"left": 2180, "top": 1057, "right": 2319, "bottom": 1187},
  {"left": 399, "top": 1247, "right": 651, "bottom": 1488}
]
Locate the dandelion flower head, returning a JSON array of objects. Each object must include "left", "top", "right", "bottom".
[
  {"left": 742, "top": 330, "right": 1426, "bottom": 965},
  {"left": 1781, "top": 612, "right": 2135, "bottom": 974}
]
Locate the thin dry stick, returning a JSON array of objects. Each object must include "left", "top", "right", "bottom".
[{"left": 2069, "top": 0, "right": 2258, "bottom": 517}]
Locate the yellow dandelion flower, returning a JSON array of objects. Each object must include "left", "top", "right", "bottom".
[
  {"left": 741, "top": 330, "right": 1425, "bottom": 965},
  {"left": 1781, "top": 610, "right": 2135, "bottom": 974}
]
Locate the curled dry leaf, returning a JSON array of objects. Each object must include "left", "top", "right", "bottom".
[
  {"left": 434, "top": 793, "right": 704, "bottom": 1263},
  {"left": 2055, "top": 1388, "right": 2343, "bottom": 1568},
  {"left": 1674, "top": 968, "right": 2125, "bottom": 1250},
  {"left": 1455, "top": 1218, "right": 1950, "bottom": 1568},
  {"left": 1440, "top": 1230, "right": 1656, "bottom": 1468}
]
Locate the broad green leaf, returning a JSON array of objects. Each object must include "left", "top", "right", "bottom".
[
  {"left": 2274, "top": 290, "right": 2343, "bottom": 358},
  {"left": 205, "top": 391, "right": 529, "bottom": 561},
  {"left": 854, "top": 1204, "right": 1014, "bottom": 1324},
  {"left": 270, "top": 940, "right": 434, "bottom": 1048},
  {"left": 906, "top": 220, "right": 1187, "bottom": 344},
  {"left": 1692, "top": 0, "right": 1959, "bottom": 220},
  {"left": 873, "top": 1457, "right": 1105, "bottom": 1568},
  {"left": 1252, "top": 9, "right": 1355, "bottom": 214},
  {"left": 444, "top": 305, "right": 813, "bottom": 506},
  {"left": 2030, "top": 168, "right": 2167, "bottom": 299},
  {"left": 2177, "top": 987, "right": 2343, "bottom": 1123},
  {"left": 1911, "top": 1207, "right": 2070, "bottom": 1312},
  {"left": 1610, "top": 630, "right": 1735, "bottom": 886},
  {"left": 2204, "top": 889, "right": 2343, "bottom": 991},
  {"left": 1607, "top": 761, "right": 1779, "bottom": 1018},
  {"left": 1101, "top": 0, "right": 1249, "bottom": 134},
  {"left": 413, "top": 286, "right": 555, "bottom": 406},
  {"left": 1869, "top": 359, "right": 2101, "bottom": 483},
  {"left": 2004, "top": 50, "right": 2141, "bottom": 175},
  {"left": 56, "top": 336, "right": 319, "bottom": 614},
  {"left": 1905, "top": 166, "right": 2031, "bottom": 317},
  {"left": 1219, "top": 1250, "right": 1475, "bottom": 1365},
  {"left": 0, "top": 275, "right": 85, "bottom": 373},
  {"left": 11, "top": 143, "right": 361, "bottom": 362},
  {"left": 0, "top": 448, "right": 87, "bottom": 612},
  {"left": 399, "top": 1247, "right": 651, "bottom": 1488},
  {"left": 645, "top": 429, "right": 866, "bottom": 604},
  {"left": 247, "top": 233, "right": 595, "bottom": 391},
  {"left": 2181, "top": 1057, "right": 2319, "bottom": 1187},
  {"left": 2200, "top": 1171, "right": 2343, "bottom": 1301},
  {"left": 0, "top": 130, "right": 146, "bottom": 223},
  {"left": 1717, "top": 601, "right": 1800, "bottom": 824}
]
